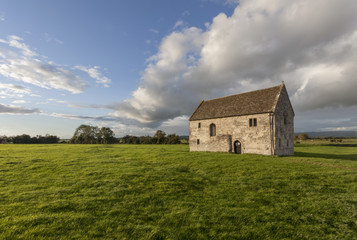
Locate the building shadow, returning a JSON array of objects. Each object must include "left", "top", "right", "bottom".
[{"left": 321, "top": 144, "right": 357, "bottom": 147}]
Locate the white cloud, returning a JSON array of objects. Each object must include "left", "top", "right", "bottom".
[
  {"left": 75, "top": 65, "right": 111, "bottom": 87},
  {"left": 6, "top": 35, "right": 36, "bottom": 57},
  {"left": 0, "top": 35, "right": 89, "bottom": 93},
  {"left": 173, "top": 20, "right": 185, "bottom": 30},
  {"left": 106, "top": 0, "right": 357, "bottom": 130},
  {"left": 12, "top": 100, "right": 27, "bottom": 104},
  {"left": 0, "top": 83, "right": 31, "bottom": 93},
  {"left": 0, "top": 83, "right": 31, "bottom": 98},
  {"left": 148, "top": 29, "right": 159, "bottom": 34}
]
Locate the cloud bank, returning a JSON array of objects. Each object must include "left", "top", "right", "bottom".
[
  {"left": 0, "top": 35, "right": 111, "bottom": 93},
  {"left": 0, "top": 103, "right": 40, "bottom": 114},
  {"left": 108, "top": 0, "right": 357, "bottom": 128}
]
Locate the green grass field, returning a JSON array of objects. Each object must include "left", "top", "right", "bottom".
[{"left": 0, "top": 141, "right": 356, "bottom": 239}]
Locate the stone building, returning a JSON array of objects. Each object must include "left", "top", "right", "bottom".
[{"left": 189, "top": 82, "right": 294, "bottom": 155}]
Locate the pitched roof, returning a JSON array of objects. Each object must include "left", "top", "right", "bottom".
[{"left": 189, "top": 83, "right": 283, "bottom": 121}]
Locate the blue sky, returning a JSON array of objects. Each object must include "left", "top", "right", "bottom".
[{"left": 1, "top": 0, "right": 357, "bottom": 138}]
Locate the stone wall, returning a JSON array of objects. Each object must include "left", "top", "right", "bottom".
[
  {"left": 189, "top": 113, "right": 273, "bottom": 155},
  {"left": 273, "top": 85, "right": 294, "bottom": 155}
]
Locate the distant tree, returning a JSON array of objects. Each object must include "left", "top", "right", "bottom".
[
  {"left": 0, "top": 135, "right": 9, "bottom": 144},
  {"left": 12, "top": 134, "right": 31, "bottom": 144},
  {"left": 165, "top": 134, "right": 180, "bottom": 144},
  {"left": 140, "top": 136, "right": 153, "bottom": 144},
  {"left": 70, "top": 125, "right": 117, "bottom": 144},
  {"left": 43, "top": 134, "right": 60, "bottom": 143},
  {"left": 99, "top": 127, "right": 116, "bottom": 144},
  {"left": 298, "top": 133, "right": 309, "bottom": 140},
  {"left": 153, "top": 130, "right": 166, "bottom": 144},
  {"left": 70, "top": 125, "right": 99, "bottom": 144},
  {"left": 121, "top": 135, "right": 131, "bottom": 144},
  {"left": 119, "top": 131, "right": 183, "bottom": 144},
  {"left": 10, "top": 134, "right": 59, "bottom": 144}
]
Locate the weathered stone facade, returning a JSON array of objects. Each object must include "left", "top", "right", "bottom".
[{"left": 189, "top": 82, "right": 294, "bottom": 156}]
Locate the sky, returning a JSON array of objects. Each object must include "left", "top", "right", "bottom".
[{"left": 1, "top": 0, "right": 357, "bottom": 138}]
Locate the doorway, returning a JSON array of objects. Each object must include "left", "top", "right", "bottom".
[{"left": 234, "top": 140, "right": 241, "bottom": 154}]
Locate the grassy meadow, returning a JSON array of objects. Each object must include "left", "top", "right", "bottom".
[{"left": 0, "top": 141, "right": 356, "bottom": 239}]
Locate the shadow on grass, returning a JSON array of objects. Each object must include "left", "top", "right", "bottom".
[
  {"left": 294, "top": 151, "right": 357, "bottom": 161},
  {"left": 322, "top": 144, "right": 357, "bottom": 147}
]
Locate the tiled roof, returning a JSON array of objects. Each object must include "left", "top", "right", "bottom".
[{"left": 189, "top": 84, "right": 283, "bottom": 121}]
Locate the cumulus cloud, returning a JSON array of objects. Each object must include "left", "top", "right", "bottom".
[
  {"left": 107, "top": 0, "right": 357, "bottom": 129},
  {"left": 0, "top": 35, "right": 89, "bottom": 93},
  {"left": 74, "top": 65, "right": 111, "bottom": 87},
  {"left": 0, "top": 103, "right": 40, "bottom": 114}
]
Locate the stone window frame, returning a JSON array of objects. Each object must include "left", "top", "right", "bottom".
[
  {"left": 197, "top": 139, "right": 200, "bottom": 144},
  {"left": 209, "top": 123, "right": 216, "bottom": 137},
  {"left": 198, "top": 122, "right": 201, "bottom": 128}
]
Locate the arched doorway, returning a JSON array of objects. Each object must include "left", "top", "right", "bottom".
[{"left": 234, "top": 140, "right": 241, "bottom": 154}]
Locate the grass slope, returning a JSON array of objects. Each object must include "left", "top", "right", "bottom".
[{"left": 0, "top": 142, "right": 356, "bottom": 239}]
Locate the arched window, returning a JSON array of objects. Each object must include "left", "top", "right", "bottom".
[{"left": 210, "top": 123, "right": 216, "bottom": 137}]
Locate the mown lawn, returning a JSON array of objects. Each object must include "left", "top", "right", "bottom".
[{"left": 0, "top": 142, "right": 356, "bottom": 239}]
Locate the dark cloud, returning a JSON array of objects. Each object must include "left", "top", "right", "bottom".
[{"left": 0, "top": 104, "right": 40, "bottom": 114}]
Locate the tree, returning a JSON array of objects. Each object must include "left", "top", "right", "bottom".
[
  {"left": 153, "top": 130, "right": 166, "bottom": 144},
  {"left": 165, "top": 134, "right": 180, "bottom": 144},
  {"left": 12, "top": 134, "right": 31, "bottom": 144},
  {"left": 70, "top": 125, "right": 99, "bottom": 144},
  {"left": 70, "top": 125, "right": 117, "bottom": 144},
  {"left": 298, "top": 133, "right": 309, "bottom": 140},
  {"left": 99, "top": 127, "right": 116, "bottom": 144}
]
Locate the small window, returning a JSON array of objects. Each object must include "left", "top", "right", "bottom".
[
  {"left": 210, "top": 123, "right": 216, "bottom": 136},
  {"left": 198, "top": 122, "right": 201, "bottom": 128},
  {"left": 197, "top": 139, "right": 200, "bottom": 144},
  {"left": 287, "top": 140, "right": 289, "bottom": 147},
  {"left": 278, "top": 138, "right": 281, "bottom": 148},
  {"left": 249, "top": 118, "right": 257, "bottom": 127}
]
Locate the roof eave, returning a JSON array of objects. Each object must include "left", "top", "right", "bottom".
[{"left": 189, "top": 111, "right": 274, "bottom": 121}]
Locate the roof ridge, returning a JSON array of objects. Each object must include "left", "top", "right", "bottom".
[{"left": 204, "top": 84, "right": 282, "bottom": 102}]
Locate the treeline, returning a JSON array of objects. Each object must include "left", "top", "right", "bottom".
[
  {"left": 0, "top": 134, "right": 59, "bottom": 144},
  {"left": 120, "top": 130, "right": 180, "bottom": 144},
  {"left": 70, "top": 125, "right": 181, "bottom": 144},
  {"left": 0, "top": 125, "right": 184, "bottom": 144}
]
